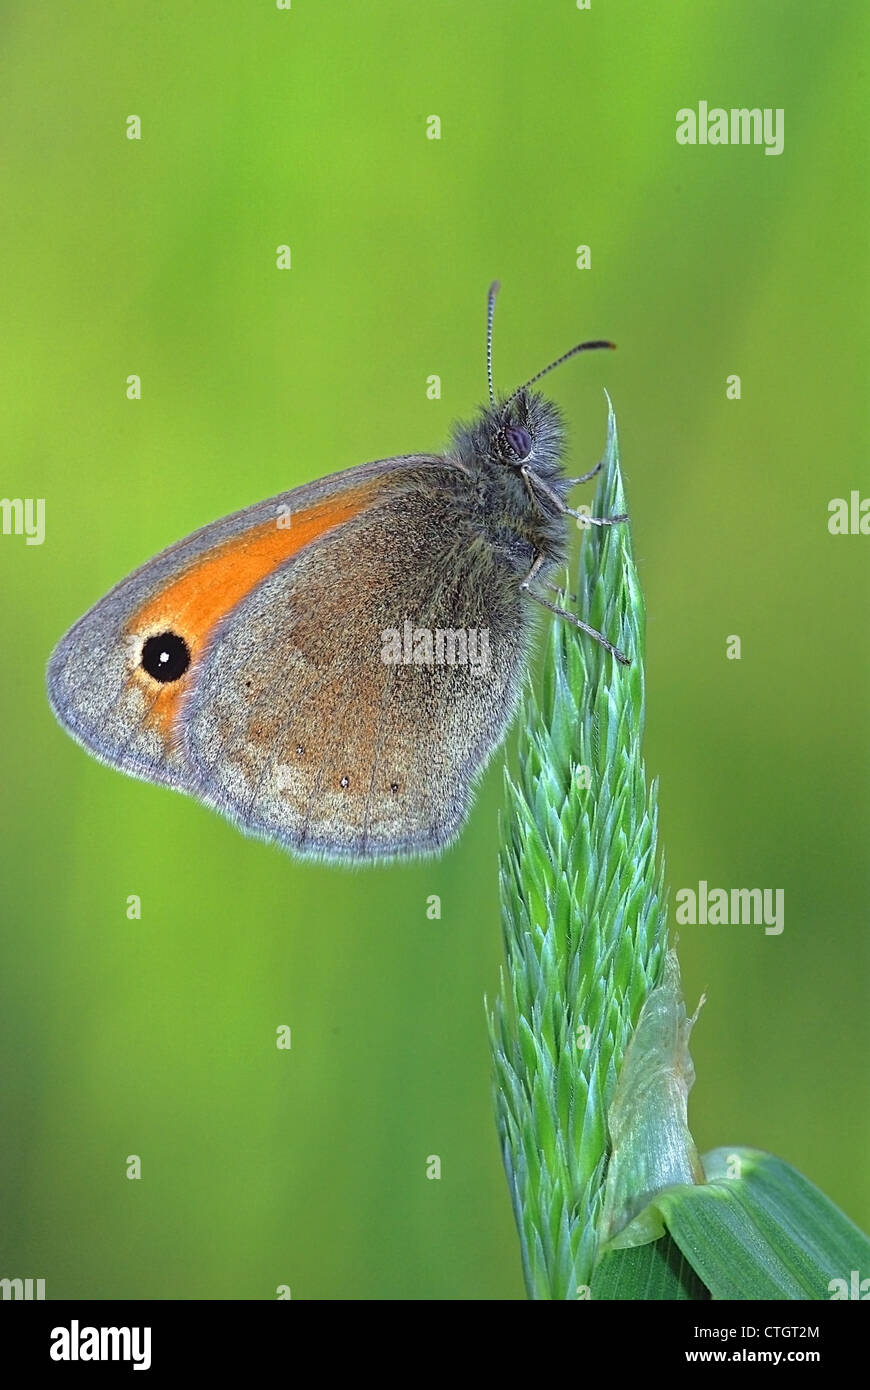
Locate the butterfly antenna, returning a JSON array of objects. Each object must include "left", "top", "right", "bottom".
[
  {"left": 508, "top": 338, "right": 616, "bottom": 403},
  {"left": 486, "top": 280, "right": 500, "bottom": 405}
]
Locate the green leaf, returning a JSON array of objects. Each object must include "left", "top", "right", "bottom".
[
  {"left": 610, "top": 1147, "right": 870, "bottom": 1300},
  {"left": 591, "top": 1233, "right": 710, "bottom": 1301}
]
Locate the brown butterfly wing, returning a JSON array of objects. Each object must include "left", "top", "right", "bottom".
[
  {"left": 47, "top": 454, "right": 437, "bottom": 794},
  {"left": 183, "top": 463, "right": 531, "bottom": 859}
]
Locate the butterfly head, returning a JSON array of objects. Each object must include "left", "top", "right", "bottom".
[
  {"left": 468, "top": 388, "right": 567, "bottom": 475},
  {"left": 461, "top": 280, "right": 615, "bottom": 484}
]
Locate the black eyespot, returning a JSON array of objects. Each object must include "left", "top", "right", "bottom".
[
  {"left": 340, "top": 775, "right": 350, "bottom": 789},
  {"left": 390, "top": 782, "right": 399, "bottom": 794},
  {"left": 140, "top": 631, "right": 190, "bottom": 683},
  {"left": 505, "top": 424, "right": 532, "bottom": 459},
  {"left": 296, "top": 745, "right": 305, "bottom": 757}
]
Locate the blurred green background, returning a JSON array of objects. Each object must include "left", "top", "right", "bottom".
[{"left": 1, "top": 1, "right": 867, "bottom": 1300}]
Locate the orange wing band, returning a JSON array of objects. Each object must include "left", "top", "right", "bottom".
[{"left": 126, "top": 479, "right": 382, "bottom": 739}]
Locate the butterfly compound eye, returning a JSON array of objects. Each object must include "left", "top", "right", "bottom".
[
  {"left": 140, "top": 631, "right": 191, "bottom": 683},
  {"left": 504, "top": 424, "right": 532, "bottom": 459}
]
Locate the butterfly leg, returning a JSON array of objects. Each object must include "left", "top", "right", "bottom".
[
  {"left": 546, "top": 580, "right": 577, "bottom": 602},
  {"left": 564, "top": 458, "right": 604, "bottom": 486},
  {"left": 520, "top": 555, "right": 631, "bottom": 665},
  {"left": 520, "top": 467, "right": 628, "bottom": 527},
  {"left": 575, "top": 512, "right": 629, "bottom": 528},
  {"left": 520, "top": 553, "right": 547, "bottom": 589}
]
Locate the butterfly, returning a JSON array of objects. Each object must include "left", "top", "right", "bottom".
[{"left": 47, "top": 284, "right": 627, "bottom": 862}]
